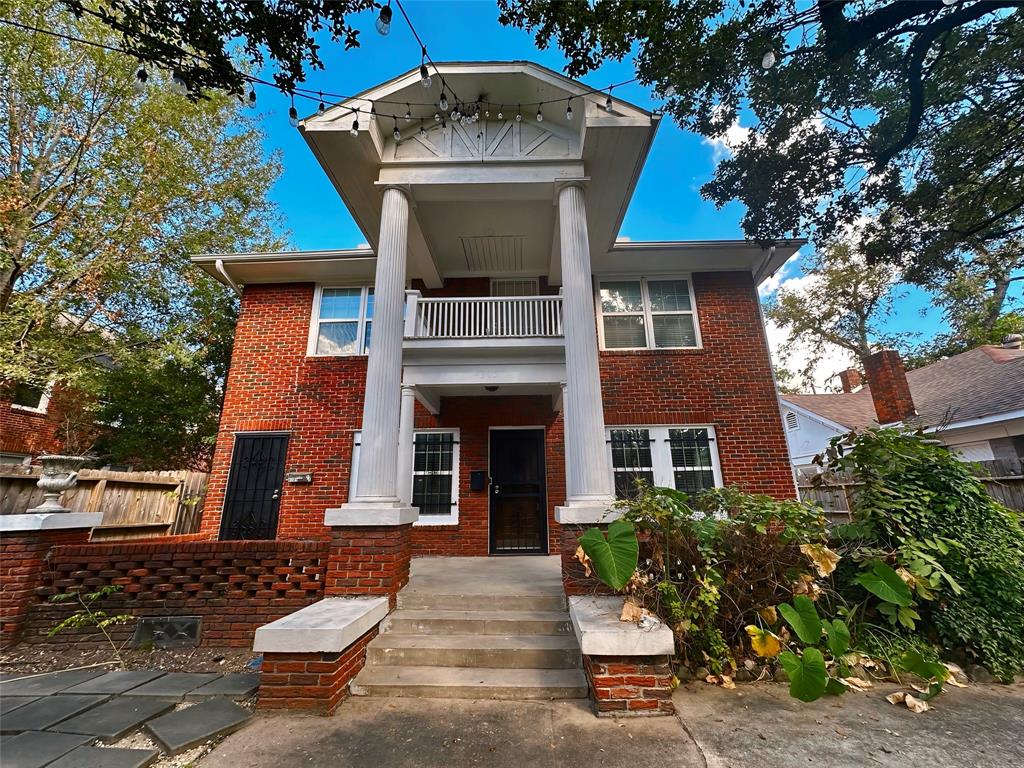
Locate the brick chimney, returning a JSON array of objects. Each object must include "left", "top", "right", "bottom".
[
  {"left": 837, "top": 368, "right": 862, "bottom": 393},
  {"left": 863, "top": 349, "right": 916, "bottom": 424}
]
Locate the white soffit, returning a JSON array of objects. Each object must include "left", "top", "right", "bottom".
[
  {"left": 594, "top": 240, "right": 805, "bottom": 284},
  {"left": 192, "top": 249, "right": 376, "bottom": 285}
]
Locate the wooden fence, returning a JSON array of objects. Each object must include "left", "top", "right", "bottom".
[
  {"left": 0, "top": 466, "right": 208, "bottom": 539},
  {"left": 798, "top": 458, "right": 1024, "bottom": 519}
]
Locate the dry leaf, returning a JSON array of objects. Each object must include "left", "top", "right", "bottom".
[
  {"left": 759, "top": 605, "right": 778, "bottom": 625},
  {"left": 574, "top": 545, "right": 592, "bottom": 577},
  {"left": 885, "top": 692, "right": 906, "bottom": 705},
  {"left": 896, "top": 567, "right": 917, "bottom": 587},
  {"left": 620, "top": 599, "right": 643, "bottom": 623},
  {"left": 704, "top": 674, "right": 736, "bottom": 689},
  {"left": 840, "top": 677, "right": 874, "bottom": 691},
  {"left": 945, "top": 677, "right": 968, "bottom": 688},
  {"left": 800, "top": 544, "right": 841, "bottom": 577},
  {"left": 904, "top": 694, "right": 931, "bottom": 713},
  {"left": 745, "top": 625, "right": 782, "bottom": 658},
  {"left": 792, "top": 573, "right": 823, "bottom": 600}
]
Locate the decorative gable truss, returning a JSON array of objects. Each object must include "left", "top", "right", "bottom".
[{"left": 391, "top": 118, "right": 579, "bottom": 162}]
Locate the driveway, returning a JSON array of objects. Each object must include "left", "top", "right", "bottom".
[{"left": 204, "top": 683, "right": 1024, "bottom": 767}]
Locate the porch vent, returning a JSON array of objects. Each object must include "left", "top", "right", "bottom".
[{"left": 459, "top": 235, "right": 525, "bottom": 273}]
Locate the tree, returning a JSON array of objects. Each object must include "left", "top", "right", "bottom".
[
  {"left": 765, "top": 242, "right": 913, "bottom": 389},
  {"left": 1, "top": 0, "right": 284, "bottom": 464},
  {"left": 497, "top": 0, "right": 1024, "bottom": 282}
]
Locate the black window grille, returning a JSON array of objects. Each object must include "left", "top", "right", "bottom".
[
  {"left": 413, "top": 432, "right": 455, "bottom": 515},
  {"left": 668, "top": 428, "right": 715, "bottom": 494},
  {"left": 608, "top": 428, "right": 654, "bottom": 499}
]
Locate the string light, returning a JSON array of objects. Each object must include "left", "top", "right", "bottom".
[
  {"left": 439, "top": 91, "right": 448, "bottom": 111},
  {"left": 497, "top": 109, "right": 503, "bottom": 120},
  {"left": 515, "top": 105, "right": 522, "bottom": 122},
  {"left": 419, "top": 121, "right": 427, "bottom": 138},
  {"left": 536, "top": 107, "right": 543, "bottom": 122},
  {"left": 247, "top": 86, "right": 257, "bottom": 105},
  {"left": 605, "top": 90, "right": 613, "bottom": 112},
  {"left": 404, "top": 104, "right": 412, "bottom": 122},
  {"left": 350, "top": 110, "right": 359, "bottom": 137},
  {"left": 170, "top": 69, "right": 188, "bottom": 96},
  {"left": 133, "top": 66, "right": 148, "bottom": 94},
  {"left": 566, "top": 100, "right": 573, "bottom": 121},
  {"left": 761, "top": 50, "right": 776, "bottom": 69},
  {"left": 376, "top": 1, "right": 393, "bottom": 35},
  {"left": 393, "top": 117, "right": 401, "bottom": 141},
  {"left": 419, "top": 46, "right": 432, "bottom": 88},
  {"left": 317, "top": 92, "right": 326, "bottom": 116},
  {"left": 288, "top": 94, "right": 299, "bottom": 127}
]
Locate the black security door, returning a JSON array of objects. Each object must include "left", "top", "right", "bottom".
[
  {"left": 219, "top": 434, "right": 288, "bottom": 540},
  {"left": 489, "top": 429, "right": 547, "bottom": 554}
]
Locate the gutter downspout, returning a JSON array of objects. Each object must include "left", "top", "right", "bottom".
[{"left": 215, "top": 259, "right": 242, "bottom": 297}]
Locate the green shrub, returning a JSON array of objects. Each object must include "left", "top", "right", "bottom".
[{"left": 820, "top": 428, "right": 1024, "bottom": 680}]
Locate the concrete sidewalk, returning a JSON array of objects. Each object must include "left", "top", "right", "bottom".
[{"left": 204, "top": 682, "right": 1024, "bottom": 767}]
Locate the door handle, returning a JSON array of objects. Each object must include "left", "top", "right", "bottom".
[
  {"left": 271, "top": 489, "right": 280, "bottom": 500},
  {"left": 493, "top": 484, "right": 501, "bottom": 495}
]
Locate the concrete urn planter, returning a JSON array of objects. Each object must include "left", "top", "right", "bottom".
[{"left": 27, "top": 454, "right": 89, "bottom": 513}]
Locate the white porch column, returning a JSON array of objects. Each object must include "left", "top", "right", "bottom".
[
  {"left": 326, "top": 185, "right": 417, "bottom": 526},
  {"left": 397, "top": 384, "right": 417, "bottom": 506},
  {"left": 555, "top": 182, "right": 616, "bottom": 524}
]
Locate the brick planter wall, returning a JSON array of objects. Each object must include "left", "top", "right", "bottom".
[
  {"left": 325, "top": 525, "right": 412, "bottom": 608},
  {"left": 257, "top": 625, "right": 378, "bottom": 715},
  {"left": 584, "top": 655, "right": 675, "bottom": 716},
  {"left": 558, "top": 524, "right": 615, "bottom": 597},
  {"left": 0, "top": 528, "right": 91, "bottom": 647},
  {"left": 20, "top": 539, "right": 328, "bottom": 647}
]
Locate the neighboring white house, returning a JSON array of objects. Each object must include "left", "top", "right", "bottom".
[{"left": 781, "top": 337, "right": 1024, "bottom": 475}]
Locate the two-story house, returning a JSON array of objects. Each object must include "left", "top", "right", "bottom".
[{"left": 192, "top": 62, "right": 800, "bottom": 555}]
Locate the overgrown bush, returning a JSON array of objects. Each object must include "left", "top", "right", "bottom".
[
  {"left": 617, "top": 484, "right": 829, "bottom": 674},
  {"left": 820, "top": 428, "right": 1024, "bottom": 681}
]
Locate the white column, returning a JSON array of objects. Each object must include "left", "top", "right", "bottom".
[
  {"left": 555, "top": 182, "right": 616, "bottom": 524},
  {"left": 326, "top": 185, "right": 417, "bottom": 526},
  {"left": 397, "top": 384, "right": 417, "bottom": 506}
]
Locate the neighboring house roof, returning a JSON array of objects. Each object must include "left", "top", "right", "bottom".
[{"left": 782, "top": 345, "right": 1024, "bottom": 430}]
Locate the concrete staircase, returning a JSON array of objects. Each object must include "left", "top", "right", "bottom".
[{"left": 351, "top": 556, "right": 588, "bottom": 700}]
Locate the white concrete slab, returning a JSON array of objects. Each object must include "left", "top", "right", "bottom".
[
  {"left": 0, "top": 512, "right": 101, "bottom": 532},
  {"left": 568, "top": 596, "right": 674, "bottom": 656},
  {"left": 554, "top": 506, "right": 621, "bottom": 525},
  {"left": 323, "top": 506, "right": 418, "bottom": 526},
  {"left": 253, "top": 597, "right": 389, "bottom": 653}
]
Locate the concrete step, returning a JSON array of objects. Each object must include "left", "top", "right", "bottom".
[
  {"left": 350, "top": 665, "right": 588, "bottom": 700},
  {"left": 397, "top": 592, "right": 567, "bottom": 612},
  {"left": 383, "top": 609, "right": 573, "bottom": 636},
  {"left": 367, "top": 633, "right": 582, "bottom": 669}
]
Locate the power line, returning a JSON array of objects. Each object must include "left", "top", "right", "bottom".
[{"left": 0, "top": 15, "right": 641, "bottom": 126}]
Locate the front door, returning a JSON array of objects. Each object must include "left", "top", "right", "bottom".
[
  {"left": 489, "top": 428, "right": 547, "bottom": 554},
  {"left": 220, "top": 434, "right": 288, "bottom": 540}
]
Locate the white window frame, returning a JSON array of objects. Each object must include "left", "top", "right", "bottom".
[
  {"left": 350, "top": 428, "right": 460, "bottom": 526},
  {"left": 491, "top": 277, "right": 540, "bottom": 297},
  {"left": 605, "top": 424, "right": 723, "bottom": 496},
  {"left": 307, "top": 284, "right": 373, "bottom": 357},
  {"left": 595, "top": 275, "right": 702, "bottom": 351},
  {"left": 10, "top": 380, "right": 53, "bottom": 415}
]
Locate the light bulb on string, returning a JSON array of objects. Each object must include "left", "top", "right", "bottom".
[
  {"left": 761, "top": 50, "right": 776, "bottom": 69},
  {"left": 405, "top": 104, "right": 412, "bottom": 122},
  {"left": 605, "top": 90, "right": 614, "bottom": 112},
  {"left": 350, "top": 110, "right": 360, "bottom": 137},
  {"left": 247, "top": 86, "right": 257, "bottom": 106},
  {"left": 393, "top": 118, "right": 401, "bottom": 142},
  {"left": 536, "top": 107, "right": 543, "bottom": 122},
  {"left": 419, "top": 121, "right": 427, "bottom": 138},
  {"left": 419, "top": 47, "right": 432, "bottom": 88},
  {"left": 515, "top": 105, "right": 522, "bottom": 122},
  {"left": 170, "top": 70, "right": 188, "bottom": 96},
  {"left": 452, "top": 105, "right": 461, "bottom": 120},
  {"left": 439, "top": 92, "right": 449, "bottom": 111},
  {"left": 133, "top": 67, "right": 148, "bottom": 94},
  {"left": 566, "top": 101, "right": 573, "bottom": 121},
  {"left": 317, "top": 92, "right": 326, "bottom": 116},
  {"left": 288, "top": 99, "right": 299, "bottom": 128},
  {"left": 376, "top": 1, "right": 392, "bottom": 35},
  {"left": 497, "top": 109, "right": 503, "bottom": 120},
  {"left": 434, "top": 111, "right": 441, "bottom": 122}
]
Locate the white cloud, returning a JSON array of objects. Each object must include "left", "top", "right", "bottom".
[
  {"left": 703, "top": 118, "right": 752, "bottom": 161},
  {"left": 757, "top": 253, "right": 801, "bottom": 297}
]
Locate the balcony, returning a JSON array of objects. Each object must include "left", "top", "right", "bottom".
[{"left": 403, "top": 293, "right": 564, "bottom": 351}]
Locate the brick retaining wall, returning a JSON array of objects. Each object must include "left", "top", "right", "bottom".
[
  {"left": 325, "top": 525, "right": 412, "bottom": 608},
  {"left": 584, "top": 655, "right": 675, "bottom": 716},
  {"left": 20, "top": 539, "right": 329, "bottom": 647}
]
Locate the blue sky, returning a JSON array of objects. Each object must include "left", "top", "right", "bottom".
[{"left": 250, "top": 0, "right": 1016, "bottom": 388}]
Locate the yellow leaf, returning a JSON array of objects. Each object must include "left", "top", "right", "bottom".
[
  {"left": 745, "top": 625, "right": 783, "bottom": 658},
  {"left": 574, "top": 546, "right": 592, "bottom": 577},
  {"left": 759, "top": 605, "right": 778, "bottom": 625},
  {"left": 896, "top": 567, "right": 917, "bottom": 587},
  {"left": 800, "top": 544, "right": 841, "bottom": 577}
]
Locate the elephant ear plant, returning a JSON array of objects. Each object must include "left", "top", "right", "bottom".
[{"left": 578, "top": 519, "right": 640, "bottom": 591}]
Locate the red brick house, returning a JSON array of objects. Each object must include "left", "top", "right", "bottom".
[{"left": 192, "top": 62, "right": 800, "bottom": 556}]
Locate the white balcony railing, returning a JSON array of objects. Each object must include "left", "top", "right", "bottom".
[{"left": 404, "top": 293, "right": 563, "bottom": 340}]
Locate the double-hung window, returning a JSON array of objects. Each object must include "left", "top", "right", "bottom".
[
  {"left": 606, "top": 425, "right": 721, "bottom": 499},
  {"left": 597, "top": 278, "right": 699, "bottom": 350},
  {"left": 349, "top": 429, "right": 459, "bottom": 524},
  {"left": 310, "top": 286, "right": 373, "bottom": 355}
]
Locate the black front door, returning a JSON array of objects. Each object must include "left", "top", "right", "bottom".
[
  {"left": 220, "top": 434, "right": 288, "bottom": 540},
  {"left": 489, "top": 429, "right": 547, "bottom": 554}
]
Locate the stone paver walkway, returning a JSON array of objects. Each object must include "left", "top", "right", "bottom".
[{"left": 0, "top": 669, "right": 255, "bottom": 767}]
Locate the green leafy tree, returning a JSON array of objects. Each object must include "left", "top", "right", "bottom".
[
  {"left": 765, "top": 242, "right": 912, "bottom": 389},
  {"left": 1, "top": 1, "right": 283, "bottom": 437},
  {"left": 498, "top": 0, "right": 1024, "bottom": 282}
]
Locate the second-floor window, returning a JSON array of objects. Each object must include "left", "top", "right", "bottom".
[
  {"left": 597, "top": 277, "right": 699, "bottom": 350},
  {"left": 310, "top": 286, "right": 374, "bottom": 356}
]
